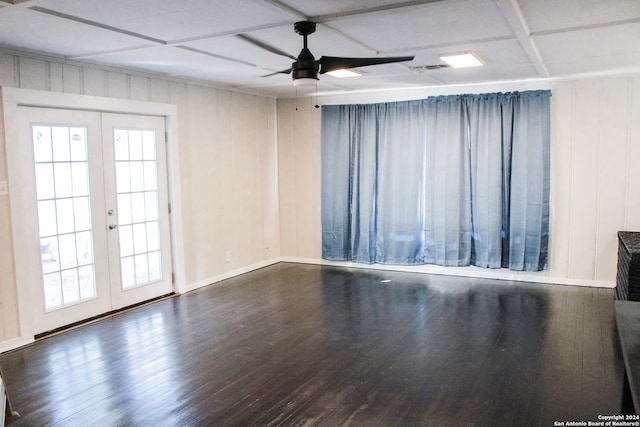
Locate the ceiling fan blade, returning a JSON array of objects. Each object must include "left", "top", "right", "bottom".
[
  {"left": 236, "top": 34, "right": 296, "bottom": 60},
  {"left": 261, "top": 68, "right": 292, "bottom": 77},
  {"left": 318, "top": 56, "right": 415, "bottom": 74}
]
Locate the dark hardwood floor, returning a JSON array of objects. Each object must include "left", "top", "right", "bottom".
[{"left": 1, "top": 263, "right": 625, "bottom": 426}]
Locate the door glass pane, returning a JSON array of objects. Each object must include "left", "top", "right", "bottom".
[
  {"left": 129, "top": 132, "right": 143, "bottom": 160},
  {"left": 148, "top": 251, "right": 161, "bottom": 281},
  {"left": 40, "top": 236, "right": 60, "bottom": 273},
  {"left": 131, "top": 193, "right": 145, "bottom": 223},
  {"left": 72, "top": 163, "right": 89, "bottom": 196},
  {"left": 73, "top": 197, "right": 92, "bottom": 231},
  {"left": 58, "top": 234, "right": 77, "bottom": 270},
  {"left": 51, "top": 127, "right": 71, "bottom": 162},
  {"left": 119, "top": 225, "right": 134, "bottom": 257},
  {"left": 121, "top": 256, "right": 135, "bottom": 289},
  {"left": 142, "top": 131, "right": 156, "bottom": 160},
  {"left": 130, "top": 162, "right": 144, "bottom": 192},
  {"left": 146, "top": 222, "right": 159, "bottom": 251},
  {"left": 118, "top": 194, "right": 132, "bottom": 225},
  {"left": 143, "top": 162, "right": 157, "bottom": 191},
  {"left": 114, "top": 129, "right": 163, "bottom": 289},
  {"left": 76, "top": 231, "right": 93, "bottom": 266},
  {"left": 133, "top": 223, "right": 147, "bottom": 254},
  {"left": 54, "top": 163, "right": 73, "bottom": 198},
  {"left": 38, "top": 200, "right": 57, "bottom": 237},
  {"left": 61, "top": 269, "right": 79, "bottom": 304},
  {"left": 114, "top": 130, "right": 129, "bottom": 161},
  {"left": 33, "top": 125, "right": 97, "bottom": 311},
  {"left": 35, "top": 164, "right": 55, "bottom": 199},
  {"left": 145, "top": 193, "right": 158, "bottom": 221},
  {"left": 78, "top": 265, "right": 95, "bottom": 299},
  {"left": 43, "top": 272, "right": 62, "bottom": 309},
  {"left": 134, "top": 253, "right": 149, "bottom": 283},
  {"left": 69, "top": 128, "right": 88, "bottom": 161},
  {"left": 33, "top": 126, "right": 53, "bottom": 162},
  {"left": 56, "top": 199, "right": 75, "bottom": 235},
  {"left": 116, "top": 162, "right": 131, "bottom": 193}
]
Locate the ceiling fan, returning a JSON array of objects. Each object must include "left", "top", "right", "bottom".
[{"left": 237, "top": 21, "right": 415, "bottom": 86}]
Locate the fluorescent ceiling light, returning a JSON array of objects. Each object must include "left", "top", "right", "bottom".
[
  {"left": 439, "top": 52, "right": 484, "bottom": 68},
  {"left": 326, "top": 69, "right": 362, "bottom": 78}
]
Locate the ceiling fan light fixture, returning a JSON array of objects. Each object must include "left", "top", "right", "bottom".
[
  {"left": 326, "top": 69, "right": 361, "bottom": 78},
  {"left": 293, "top": 77, "right": 318, "bottom": 88},
  {"left": 439, "top": 52, "right": 484, "bottom": 68}
]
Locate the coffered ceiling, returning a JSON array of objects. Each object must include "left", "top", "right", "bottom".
[{"left": 1, "top": 0, "right": 639, "bottom": 97}]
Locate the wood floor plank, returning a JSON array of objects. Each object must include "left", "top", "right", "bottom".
[{"left": 0, "top": 263, "right": 626, "bottom": 426}]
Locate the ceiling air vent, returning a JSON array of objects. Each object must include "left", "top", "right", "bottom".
[{"left": 410, "top": 64, "right": 451, "bottom": 71}]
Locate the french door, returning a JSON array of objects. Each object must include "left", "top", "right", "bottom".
[{"left": 18, "top": 107, "right": 173, "bottom": 334}]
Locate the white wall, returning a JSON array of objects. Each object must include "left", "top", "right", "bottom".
[
  {"left": 0, "top": 51, "right": 280, "bottom": 348},
  {"left": 277, "top": 76, "right": 640, "bottom": 287},
  {"left": 2, "top": 46, "right": 639, "bottom": 350}
]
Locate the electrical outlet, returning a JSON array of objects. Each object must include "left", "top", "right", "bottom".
[
  {"left": 0, "top": 181, "right": 7, "bottom": 196},
  {"left": 225, "top": 250, "right": 231, "bottom": 262}
]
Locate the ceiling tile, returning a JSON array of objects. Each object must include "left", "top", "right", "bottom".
[
  {"left": 178, "top": 34, "right": 294, "bottom": 73},
  {"left": 518, "top": 0, "right": 640, "bottom": 33},
  {"left": 31, "top": 0, "right": 298, "bottom": 42},
  {"left": 534, "top": 23, "right": 640, "bottom": 76},
  {"left": 430, "top": 63, "right": 540, "bottom": 85},
  {"left": 327, "top": 0, "right": 515, "bottom": 53},
  {"left": 279, "top": 0, "right": 443, "bottom": 19},
  {"left": 0, "top": 7, "right": 150, "bottom": 57},
  {"left": 80, "top": 45, "right": 260, "bottom": 78},
  {"left": 238, "top": 23, "right": 379, "bottom": 61}
]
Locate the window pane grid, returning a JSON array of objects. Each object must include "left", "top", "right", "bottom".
[
  {"left": 33, "top": 125, "right": 97, "bottom": 311},
  {"left": 115, "top": 129, "right": 162, "bottom": 290}
]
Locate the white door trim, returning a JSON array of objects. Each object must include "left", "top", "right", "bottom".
[{"left": 2, "top": 87, "right": 185, "bottom": 348}]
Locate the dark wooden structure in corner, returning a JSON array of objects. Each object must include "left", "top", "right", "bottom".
[{"left": 617, "top": 231, "right": 640, "bottom": 300}]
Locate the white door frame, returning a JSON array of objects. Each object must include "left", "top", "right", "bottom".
[{"left": 2, "top": 87, "right": 186, "bottom": 348}]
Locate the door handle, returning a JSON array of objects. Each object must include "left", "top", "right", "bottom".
[{"left": 108, "top": 224, "right": 118, "bottom": 230}]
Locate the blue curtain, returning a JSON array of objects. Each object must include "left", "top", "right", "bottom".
[{"left": 321, "top": 90, "right": 551, "bottom": 271}]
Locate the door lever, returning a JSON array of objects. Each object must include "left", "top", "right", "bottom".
[{"left": 108, "top": 224, "right": 118, "bottom": 230}]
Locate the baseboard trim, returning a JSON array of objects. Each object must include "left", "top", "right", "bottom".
[
  {"left": 0, "top": 337, "right": 34, "bottom": 355},
  {"left": 184, "top": 258, "right": 282, "bottom": 293},
  {"left": 278, "top": 256, "right": 615, "bottom": 289}
]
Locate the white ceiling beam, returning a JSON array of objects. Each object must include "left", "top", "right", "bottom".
[
  {"left": 530, "top": 16, "right": 640, "bottom": 37},
  {"left": 260, "top": 0, "right": 308, "bottom": 20},
  {"left": 258, "top": 0, "right": 377, "bottom": 55},
  {"left": 383, "top": 35, "right": 516, "bottom": 55},
  {"left": 167, "top": 22, "right": 293, "bottom": 45},
  {"left": 492, "top": 0, "right": 549, "bottom": 78},
  {"left": 0, "top": 0, "right": 32, "bottom": 4},
  {"left": 29, "top": 6, "right": 167, "bottom": 44},
  {"left": 260, "top": 0, "right": 450, "bottom": 56},
  {"left": 310, "top": 0, "right": 445, "bottom": 23}
]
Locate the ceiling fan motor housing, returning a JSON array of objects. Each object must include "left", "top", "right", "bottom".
[
  {"left": 293, "top": 21, "right": 319, "bottom": 82},
  {"left": 294, "top": 21, "right": 316, "bottom": 36},
  {"left": 292, "top": 65, "right": 319, "bottom": 81},
  {"left": 293, "top": 47, "right": 319, "bottom": 81}
]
